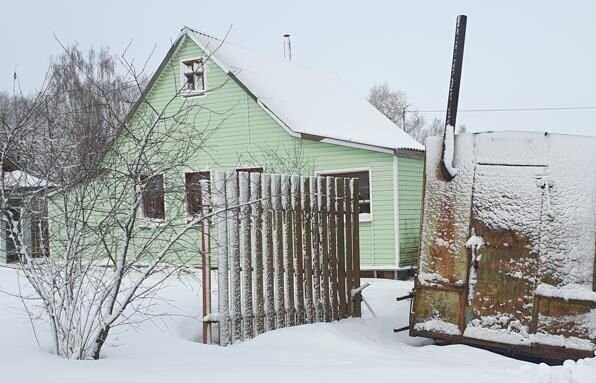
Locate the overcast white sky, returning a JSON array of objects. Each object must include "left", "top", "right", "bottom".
[{"left": 1, "top": 0, "right": 594, "bottom": 135}]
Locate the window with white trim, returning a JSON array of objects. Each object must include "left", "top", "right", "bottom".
[
  {"left": 140, "top": 174, "right": 165, "bottom": 221},
  {"left": 320, "top": 170, "right": 371, "bottom": 219},
  {"left": 181, "top": 58, "right": 206, "bottom": 96}
]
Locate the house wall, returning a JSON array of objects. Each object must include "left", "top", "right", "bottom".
[
  {"left": 398, "top": 154, "right": 424, "bottom": 267},
  {"left": 51, "top": 35, "right": 425, "bottom": 270}
]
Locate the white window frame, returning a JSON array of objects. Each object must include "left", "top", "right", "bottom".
[
  {"left": 316, "top": 167, "right": 373, "bottom": 222},
  {"left": 138, "top": 173, "right": 166, "bottom": 228},
  {"left": 180, "top": 57, "right": 208, "bottom": 98}
]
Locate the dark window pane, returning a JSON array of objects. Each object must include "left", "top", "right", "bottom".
[
  {"left": 141, "top": 174, "right": 165, "bottom": 220},
  {"left": 185, "top": 171, "right": 211, "bottom": 217},
  {"left": 321, "top": 171, "right": 370, "bottom": 215}
]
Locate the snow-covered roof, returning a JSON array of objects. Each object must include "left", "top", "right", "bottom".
[
  {"left": 3, "top": 170, "right": 50, "bottom": 189},
  {"left": 184, "top": 28, "right": 424, "bottom": 152}
]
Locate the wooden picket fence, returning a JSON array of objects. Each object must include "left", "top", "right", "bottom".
[{"left": 202, "top": 170, "right": 361, "bottom": 345}]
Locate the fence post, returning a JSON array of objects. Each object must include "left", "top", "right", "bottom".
[
  {"left": 319, "top": 177, "right": 330, "bottom": 321},
  {"left": 201, "top": 179, "right": 212, "bottom": 344},
  {"left": 310, "top": 176, "right": 323, "bottom": 322},
  {"left": 262, "top": 174, "right": 276, "bottom": 331},
  {"left": 282, "top": 175, "right": 295, "bottom": 326},
  {"left": 271, "top": 174, "right": 286, "bottom": 328},
  {"left": 335, "top": 178, "right": 347, "bottom": 319},
  {"left": 344, "top": 179, "right": 353, "bottom": 318},
  {"left": 292, "top": 175, "right": 305, "bottom": 325},
  {"left": 250, "top": 173, "right": 265, "bottom": 334},
  {"left": 302, "top": 177, "right": 315, "bottom": 323},
  {"left": 351, "top": 178, "right": 362, "bottom": 317},
  {"left": 327, "top": 177, "right": 339, "bottom": 321},
  {"left": 239, "top": 172, "right": 253, "bottom": 339},
  {"left": 214, "top": 171, "right": 230, "bottom": 345},
  {"left": 227, "top": 171, "right": 242, "bottom": 343}
]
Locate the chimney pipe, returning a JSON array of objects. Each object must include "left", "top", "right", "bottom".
[
  {"left": 283, "top": 34, "right": 292, "bottom": 61},
  {"left": 440, "top": 15, "right": 467, "bottom": 181}
]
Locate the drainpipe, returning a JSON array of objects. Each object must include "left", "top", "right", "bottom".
[{"left": 441, "top": 15, "right": 467, "bottom": 181}]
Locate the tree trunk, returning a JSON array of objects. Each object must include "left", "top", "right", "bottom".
[{"left": 92, "top": 325, "right": 110, "bottom": 360}]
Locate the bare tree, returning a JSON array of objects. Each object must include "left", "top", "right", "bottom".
[
  {"left": 238, "top": 141, "right": 314, "bottom": 175},
  {"left": 368, "top": 83, "right": 468, "bottom": 144},
  {"left": 17, "top": 44, "right": 141, "bottom": 183},
  {"left": 0, "top": 35, "right": 240, "bottom": 360},
  {"left": 368, "top": 82, "right": 426, "bottom": 142}
]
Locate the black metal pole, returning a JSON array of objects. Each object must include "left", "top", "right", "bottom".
[
  {"left": 445, "top": 15, "right": 467, "bottom": 128},
  {"left": 440, "top": 15, "right": 467, "bottom": 181}
]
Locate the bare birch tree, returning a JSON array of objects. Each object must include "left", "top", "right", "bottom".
[
  {"left": 1, "top": 35, "right": 237, "bottom": 360},
  {"left": 368, "top": 83, "right": 468, "bottom": 144}
]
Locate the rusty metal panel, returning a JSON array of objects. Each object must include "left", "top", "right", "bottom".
[
  {"left": 411, "top": 132, "right": 596, "bottom": 362},
  {"left": 466, "top": 165, "right": 544, "bottom": 331},
  {"left": 413, "top": 286, "right": 463, "bottom": 327},
  {"left": 533, "top": 296, "right": 595, "bottom": 341}
]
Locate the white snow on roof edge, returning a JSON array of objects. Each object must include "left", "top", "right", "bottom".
[{"left": 3, "top": 170, "right": 52, "bottom": 189}]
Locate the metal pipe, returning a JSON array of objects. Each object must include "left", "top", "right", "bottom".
[
  {"left": 446, "top": 15, "right": 467, "bottom": 128},
  {"left": 441, "top": 15, "right": 467, "bottom": 181},
  {"left": 283, "top": 34, "right": 292, "bottom": 61}
]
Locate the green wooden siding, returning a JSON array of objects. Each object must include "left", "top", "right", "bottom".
[
  {"left": 398, "top": 155, "right": 424, "bottom": 267},
  {"left": 51, "top": 35, "right": 425, "bottom": 269}
]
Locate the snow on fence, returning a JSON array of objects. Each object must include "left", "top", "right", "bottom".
[{"left": 203, "top": 170, "right": 362, "bottom": 345}]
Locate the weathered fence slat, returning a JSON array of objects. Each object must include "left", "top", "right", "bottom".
[
  {"left": 250, "top": 173, "right": 265, "bottom": 334},
  {"left": 215, "top": 171, "right": 230, "bottom": 345},
  {"left": 310, "top": 177, "right": 323, "bottom": 322},
  {"left": 239, "top": 172, "right": 253, "bottom": 339},
  {"left": 344, "top": 180, "right": 353, "bottom": 318},
  {"left": 318, "top": 177, "right": 330, "bottom": 322},
  {"left": 335, "top": 178, "right": 347, "bottom": 319},
  {"left": 262, "top": 174, "right": 276, "bottom": 331},
  {"left": 227, "top": 171, "right": 242, "bottom": 342},
  {"left": 201, "top": 179, "right": 212, "bottom": 344},
  {"left": 302, "top": 177, "right": 314, "bottom": 323},
  {"left": 282, "top": 175, "right": 295, "bottom": 327},
  {"left": 271, "top": 175, "right": 286, "bottom": 328},
  {"left": 292, "top": 175, "right": 305, "bottom": 325},
  {"left": 327, "top": 177, "right": 339, "bottom": 321},
  {"left": 351, "top": 178, "right": 362, "bottom": 317}
]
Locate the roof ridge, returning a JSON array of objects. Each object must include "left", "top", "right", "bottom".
[{"left": 182, "top": 26, "right": 223, "bottom": 42}]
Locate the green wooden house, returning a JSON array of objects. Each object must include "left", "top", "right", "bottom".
[{"left": 72, "top": 27, "right": 425, "bottom": 274}]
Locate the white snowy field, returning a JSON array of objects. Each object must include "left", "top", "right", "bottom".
[{"left": 0, "top": 267, "right": 594, "bottom": 383}]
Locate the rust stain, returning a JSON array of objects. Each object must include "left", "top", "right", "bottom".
[
  {"left": 427, "top": 197, "right": 458, "bottom": 281},
  {"left": 469, "top": 221, "right": 537, "bottom": 327}
]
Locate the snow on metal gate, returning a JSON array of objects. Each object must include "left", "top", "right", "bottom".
[{"left": 202, "top": 171, "right": 362, "bottom": 345}]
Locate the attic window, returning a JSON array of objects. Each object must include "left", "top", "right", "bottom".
[{"left": 181, "top": 58, "right": 206, "bottom": 96}]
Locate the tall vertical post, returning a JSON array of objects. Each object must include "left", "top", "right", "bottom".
[
  {"left": 214, "top": 171, "right": 230, "bottom": 345},
  {"left": 227, "top": 171, "right": 242, "bottom": 343},
  {"left": 201, "top": 179, "right": 211, "bottom": 344},
  {"left": 239, "top": 172, "right": 253, "bottom": 339},
  {"left": 441, "top": 15, "right": 467, "bottom": 181}
]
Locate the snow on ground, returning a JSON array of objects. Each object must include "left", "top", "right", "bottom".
[{"left": 0, "top": 266, "right": 594, "bottom": 383}]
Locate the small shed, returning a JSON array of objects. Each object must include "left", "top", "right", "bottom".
[
  {"left": 1, "top": 158, "right": 51, "bottom": 263},
  {"left": 410, "top": 131, "right": 596, "bottom": 362}
]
